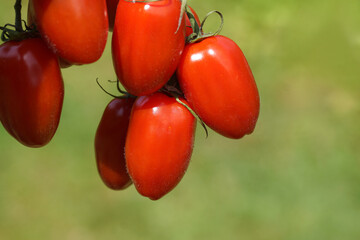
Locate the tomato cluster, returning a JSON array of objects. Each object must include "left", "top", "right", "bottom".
[{"left": 0, "top": 0, "right": 259, "bottom": 200}]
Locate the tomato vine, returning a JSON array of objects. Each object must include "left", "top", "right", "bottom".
[
  {"left": 0, "top": 0, "right": 260, "bottom": 200},
  {"left": 186, "top": 9, "right": 224, "bottom": 43},
  {"left": 0, "top": 0, "right": 38, "bottom": 42}
]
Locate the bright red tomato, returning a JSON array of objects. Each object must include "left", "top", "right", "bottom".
[
  {"left": 125, "top": 93, "right": 196, "bottom": 200},
  {"left": 95, "top": 98, "right": 134, "bottom": 190},
  {"left": 0, "top": 38, "right": 64, "bottom": 147},
  {"left": 106, "top": 0, "right": 119, "bottom": 31},
  {"left": 27, "top": 2, "right": 71, "bottom": 68},
  {"left": 185, "top": 6, "right": 200, "bottom": 38},
  {"left": 112, "top": 0, "right": 185, "bottom": 96},
  {"left": 177, "top": 35, "right": 260, "bottom": 139},
  {"left": 28, "top": 0, "right": 108, "bottom": 65}
]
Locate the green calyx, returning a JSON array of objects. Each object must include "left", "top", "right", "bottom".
[
  {"left": 186, "top": 9, "right": 224, "bottom": 44},
  {"left": 0, "top": 22, "right": 39, "bottom": 42},
  {"left": 0, "top": 0, "right": 39, "bottom": 42},
  {"left": 177, "top": 0, "right": 187, "bottom": 33}
]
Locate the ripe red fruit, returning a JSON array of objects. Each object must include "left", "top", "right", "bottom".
[
  {"left": 177, "top": 35, "right": 260, "bottom": 139},
  {"left": 0, "top": 38, "right": 64, "bottom": 147},
  {"left": 28, "top": 0, "right": 108, "bottom": 65},
  {"left": 112, "top": 0, "right": 185, "bottom": 96},
  {"left": 95, "top": 98, "right": 134, "bottom": 190},
  {"left": 125, "top": 93, "right": 196, "bottom": 200}
]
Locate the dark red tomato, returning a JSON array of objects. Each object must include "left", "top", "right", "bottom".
[
  {"left": 185, "top": 6, "right": 200, "bottom": 38},
  {"left": 112, "top": 0, "right": 185, "bottom": 96},
  {"left": 125, "top": 93, "right": 196, "bottom": 200},
  {"left": 177, "top": 35, "right": 260, "bottom": 139},
  {"left": 95, "top": 98, "right": 134, "bottom": 190},
  {"left": 0, "top": 38, "right": 64, "bottom": 147},
  {"left": 28, "top": 0, "right": 108, "bottom": 65},
  {"left": 106, "top": 0, "right": 119, "bottom": 31}
]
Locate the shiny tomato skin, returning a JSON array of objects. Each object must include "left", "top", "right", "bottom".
[
  {"left": 29, "top": 0, "right": 108, "bottom": 65},
  {"left": 177, "top": 35, "right": 260, "bottom": 139},
  {"left": 95, "top": 98, "right": 134, "bottom": 190},
  {"left": 27, "top": 2, "right": 72, "bottom": 68},
  {"left": 185, "top": 6, "right": 200, "bottom": 38},
  {"left": 0, "top": 38, "right": 64, "bottom": 147},
  {"left": 125, "top": 93, "right": 196, "bottom": 200},
  {"left": 112, "top": 0, "right": 185, "bottom": 96},
  {"left": 106, "top": 0, "right": 119, "bottom": 31}
]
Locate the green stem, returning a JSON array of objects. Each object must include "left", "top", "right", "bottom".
[
  {"left": 176, "top": 98, "right": 209, "bottom": 138},
  {"left": 186, "top": 10, "right": 224, "bottom": 44},
  {"left": 14, "top": 0, "right": 23, "bottom": 32},
  {"left": 96, "top": 78, "right": 135, "bottom": 99},
  {"left": 176, "top": 0, "right": 187, "bottom": 33}
]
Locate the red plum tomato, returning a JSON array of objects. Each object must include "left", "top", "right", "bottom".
[
  {"left": 28, "top": 0, "right": 108, "bottom": 65},
  {"left": 0, "top": 38, "right": 64, "bottom": 147},
  {"left": 177, "top": 35, "right": 260, "bottom": 139},
  {"left": 95, "top": 98, "right": 134, "bottom": 190},
  {"left": 125, "top": 93, "right": 196, "bottom": 200},
  {"left": 112, "top": 0, "right": 185, "bottom": 96}
]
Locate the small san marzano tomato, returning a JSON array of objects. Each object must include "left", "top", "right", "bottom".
[
  {"left": 112, "top": 0, "right": 185, "bottom": 96},
  {"left": 28, "top": 0, "right": 108, "bottom": 65},
  {"left": 95, "top": 98, "right": 134, "bottom": 190},
  {"left": 125, "top": 93, "right": 196, "bottom": 200},
  {"left": 0, "top": 38, "right": 64, "bottom": 147},
  {"left": 177, "top": 35, "right": 260, "bottom": 139}
]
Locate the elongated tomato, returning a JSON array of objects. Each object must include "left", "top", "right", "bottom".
[
  {"left": 112, "top": 0, "right": 185, "bottom": 96},
  {"left": 177, "top": 35, "right": 260, "bottom": 139},
  {"left": 125, "top": 93, "right": 196, "bottom": 200},
  {"left": 95, "top": 98, "right": 134, "bottom": 190},
  {"left": 29, "top": 0, "right": 108, "bottom": 65},
  {"left": 0, "top": 38, "right": 64, "bottom": 147}
]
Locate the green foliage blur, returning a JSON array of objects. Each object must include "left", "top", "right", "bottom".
[{"left": 0, "top": 0, "right": 359, "bottom": 239}]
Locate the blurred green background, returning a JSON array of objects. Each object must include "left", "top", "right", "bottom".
[{"left": 1, "top": 0, "right": 360, "bottom": 239}]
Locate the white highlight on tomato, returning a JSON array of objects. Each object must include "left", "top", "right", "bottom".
[
  {"left": 191, "top": 53, "right": 203, "bottom": 61},
  {"left": 208, "top": 49, "right": 215, "bottom": 56}
]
